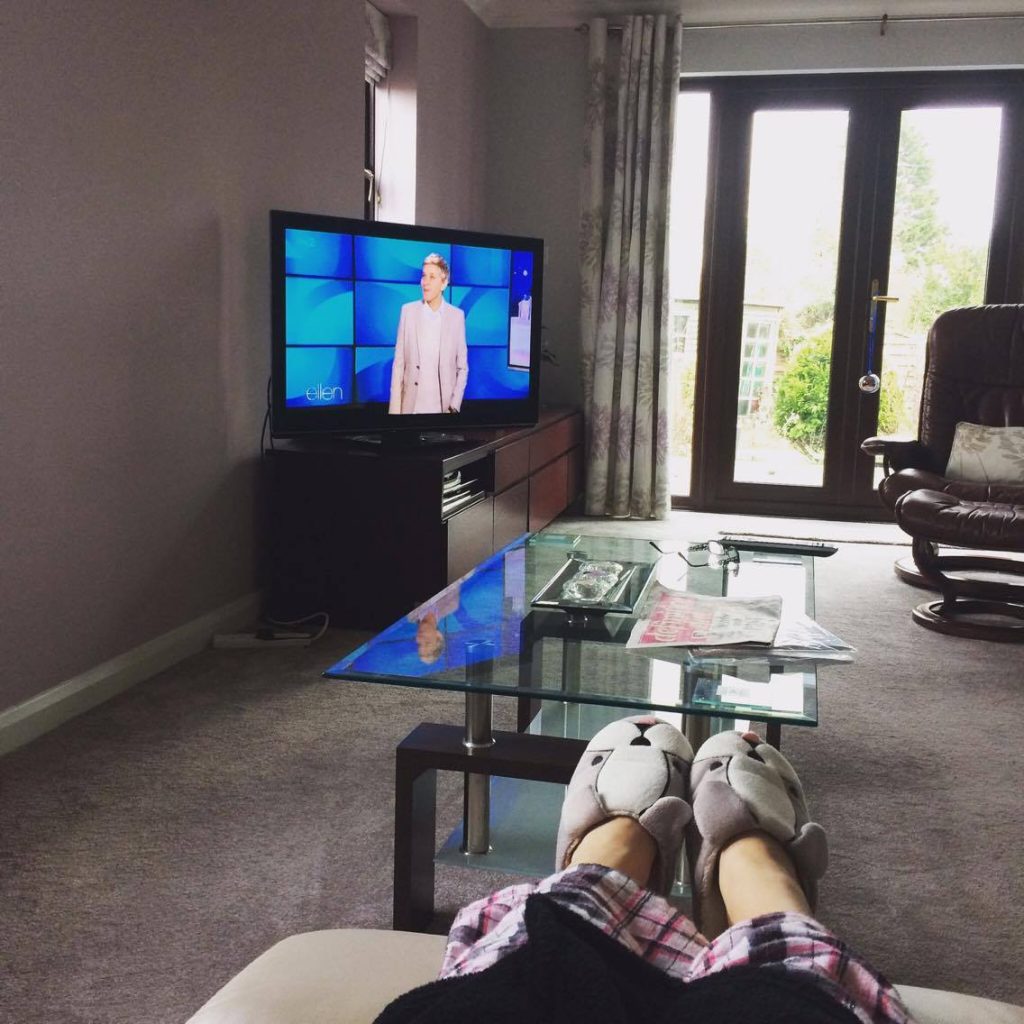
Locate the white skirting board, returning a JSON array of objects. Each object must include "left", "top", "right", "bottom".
[{"left": 0, "top": 591, "right": 263, "bottom": 757}]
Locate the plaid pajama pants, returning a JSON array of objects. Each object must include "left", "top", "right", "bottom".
[{"left": 440, "top": 864, "right": 915, "bottom": 1024}]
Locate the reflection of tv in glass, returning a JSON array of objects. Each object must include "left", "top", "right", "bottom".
[{"left": 270, "top": 210, "right": 543, "bottom": 439}]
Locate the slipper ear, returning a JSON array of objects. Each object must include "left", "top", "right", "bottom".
[
  {"left": 637, "top": 796, "right": 691, "bottom": 894},
  {"left": 789, "top": 821, "right": 829, "bottom": 883},
  {"left": 691, "top": 776, "right": 760, "bottom": 845},
  {"left": 554, "top": 760, "right": 611, "bottom": 869},
  {"left": 639, "top": 794, "right": 692, "bottom": 831}
]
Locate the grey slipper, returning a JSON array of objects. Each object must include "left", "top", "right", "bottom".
[
  {"left": 686, "top": 730, "right": 828, "bottom": 938},
  {"left": 554, "top": 715, "right": 694, "bottom": 895}
]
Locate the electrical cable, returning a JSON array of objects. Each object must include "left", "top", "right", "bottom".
[
  {"left": 265, "top": 610, "right": 331, "bottom": 643},
  {"left": 375, "top": 77, "right": 390, "bottom": 215},
  {"left": 261, "top": 374, "right": 275, "bottom": 459}
]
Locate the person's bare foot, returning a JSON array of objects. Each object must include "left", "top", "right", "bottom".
[
  {"left": 717, "top": 831, "right": 811, "bottom": 925},
  {"left": 686, "top": 731, "right": 828, "bottom": 938},
  {"left": 568, "top": 816, "right": 658, "bottom": 888}
]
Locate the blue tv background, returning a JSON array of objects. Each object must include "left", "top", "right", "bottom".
[
  {"left": 354, "top": 281, "right": 424, "bottom": 346},
  {"left": 286, "top": 278, "right": 354, "bottom": 346},
  {"left": 284, "top": 229, "right": 533, "bottom": 409},
  {"left": 285, "top": 229, "right": 353, "bottom": 278},
  {"left": 285, "top": 348, "right": 354, "bottom": 407}
]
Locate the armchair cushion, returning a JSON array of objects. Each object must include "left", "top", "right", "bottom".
[
  {"left": 880, "top": 468, "right": 1024, "bottom": 510},
  {"left": 945, "top": 422, "right": 1024, "bottom": 484}
]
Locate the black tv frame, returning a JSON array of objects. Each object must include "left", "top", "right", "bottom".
[{"left": 269, "top": 209, "right": 544, "bottom": 440}]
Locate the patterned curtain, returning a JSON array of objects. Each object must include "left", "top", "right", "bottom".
[{"left": 579, "top": 15, "right": 683, "bottom": 519}]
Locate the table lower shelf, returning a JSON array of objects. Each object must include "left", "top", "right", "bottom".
[
  {"left": 436, "top": 773, "right": 695, "bottom": 906},
  {"left": 435, "top": 775, "right": 561, "bottom": 878}
]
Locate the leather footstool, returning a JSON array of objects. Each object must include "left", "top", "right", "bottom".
[{"left": 894, "top": 489, "right": 1024, "bottom": 640}]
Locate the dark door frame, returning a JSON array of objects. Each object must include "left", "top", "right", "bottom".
[{"left": 678, "top": 69, "right": 1024, "bottom": 520}]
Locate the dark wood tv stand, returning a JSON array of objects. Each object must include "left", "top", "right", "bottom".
[{"left": 266, "top": 407, "right": 583, "bottom": 629}]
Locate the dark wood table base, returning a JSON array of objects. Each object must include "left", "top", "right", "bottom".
[{"left": 394, "top": 723, "right": 586, "bottom": 932}]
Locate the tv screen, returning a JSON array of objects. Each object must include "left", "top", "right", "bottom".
[{"left": 269, "top": 210, "right": 543, "bottom": 438}]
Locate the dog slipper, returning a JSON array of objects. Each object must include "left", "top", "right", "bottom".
[
  {"left": 554, "top": 715, "right": 694, "bottom": 895},
  {"left": 686, "top": 730, "right": 828, "bottom": 938}
]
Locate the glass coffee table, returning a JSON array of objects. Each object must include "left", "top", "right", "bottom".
[{"left": 326, "top": 532, "right": 821, "bottom": 931}]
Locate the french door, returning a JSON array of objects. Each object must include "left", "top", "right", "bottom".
[{"left": 671, "top": 71, "right": 1024, "bottom": 518}]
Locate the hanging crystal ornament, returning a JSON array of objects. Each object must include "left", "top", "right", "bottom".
[{"left": 862, "top": 279, "right": 898, "bottom": 396}]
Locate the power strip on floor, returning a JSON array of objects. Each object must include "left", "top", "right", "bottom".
[{"left": 212, "top": 630, "right": 313, "bottom": 649}]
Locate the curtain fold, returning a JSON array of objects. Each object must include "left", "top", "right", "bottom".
[
  {"left": 365, "top": 1, "right": 392, "bottom": 84},
  {"left": 579, "top": 15, "right": 682, "bottom": 519}
]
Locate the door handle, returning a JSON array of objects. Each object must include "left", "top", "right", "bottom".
[{"left": 860, "top": 281, "right": 899, "bottom": 394}]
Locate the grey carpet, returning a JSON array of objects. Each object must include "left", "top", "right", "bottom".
[{"left": 2, "top": 513, "right": 1022, "bottom": 1023}]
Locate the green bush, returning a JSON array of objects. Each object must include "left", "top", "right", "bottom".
[
  {"left": 772, "top": 332, "right": 832, "bottom": 457},
  {"left": 772, "top": 331, "right": 907, "bottom": 455}
]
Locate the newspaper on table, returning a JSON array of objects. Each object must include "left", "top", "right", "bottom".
[
  {"left": 626, "top": 584, "right": 783, "bottom": 649},
  {"left": 690, "top": 613, "right": 855, "bottom": 664}
]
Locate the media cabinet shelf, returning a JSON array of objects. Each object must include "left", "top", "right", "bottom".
[{"left": 267, "top": 407, "right": 583, "bottom": 629}]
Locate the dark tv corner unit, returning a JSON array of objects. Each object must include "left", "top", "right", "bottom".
[{"left": 266, "top": 407, "right": 584, "bottom": 630}]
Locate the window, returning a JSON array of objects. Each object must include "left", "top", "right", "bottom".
[
  {"left": 364, "top": 78, "right": 376, "bottom": 220},
  {"left": 364, "top": 1, "right": 392, "bottom": 220}
]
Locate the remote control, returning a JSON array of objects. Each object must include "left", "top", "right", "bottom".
[{"left": 717, "top": 537, "right": 838, "bottom": 557}]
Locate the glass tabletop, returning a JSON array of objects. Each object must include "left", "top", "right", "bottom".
[{"left": 326, "top": 532, "right": 820, "bottom": 729}]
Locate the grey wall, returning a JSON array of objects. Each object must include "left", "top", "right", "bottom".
[
  {"left": 484, "top": 29, "right": 589, "bottom": 408},
  {"left": 2, "top": 2, "right": 359, "bottom": 713},
  {"left": 414, "top": 0, "right": 491, "bottom": 228}
]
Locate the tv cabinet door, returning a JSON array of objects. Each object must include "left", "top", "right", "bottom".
[
  {"left": 494, "top": 478, "right": 529, "bottom": 550},
  {"left": 446, "top": 497, "right": 494, "bottom": 583},
  {"left": 529, "top": 455, "right": 569, "bottom": 532}
]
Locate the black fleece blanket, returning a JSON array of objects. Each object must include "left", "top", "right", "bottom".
[{"left": 375, "top": 895, "right": 860, "bottom": 1024}]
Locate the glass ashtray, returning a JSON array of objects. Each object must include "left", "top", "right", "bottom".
[
  {"left": 531, "top": 555, "right": 654, "bottom": 614},
  {"left": 560, "top": 561, "right": 626, "bottom": 603}
]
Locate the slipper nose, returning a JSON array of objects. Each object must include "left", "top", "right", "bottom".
[{"left": 631, "top": 722, "right": 652, "bottom": 746}]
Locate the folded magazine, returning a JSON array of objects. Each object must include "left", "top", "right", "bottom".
[{"left": 626, "top": 586, "right": 782, "bottom": 649}]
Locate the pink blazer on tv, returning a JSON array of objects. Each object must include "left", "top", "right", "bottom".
[{"left": 388, "top": 300, "right": 469, "bottom": 414}]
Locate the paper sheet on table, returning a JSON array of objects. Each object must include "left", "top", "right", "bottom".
[
  {"left": 713, "top": 675, "right": 805, "bottom": 713},
  {"left": 626, "top": 586, "right": 782, "bottom": 649},
  {"left": 690, "top": 613, "right": 855, "bottom": 663}
]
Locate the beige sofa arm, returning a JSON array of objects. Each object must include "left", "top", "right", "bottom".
[
  {"left": 186, "top": 930, "right": 446, "bottom": 1024},
  {"left": 187, "top": 929, "right": 1024, "bottom": 1024}
]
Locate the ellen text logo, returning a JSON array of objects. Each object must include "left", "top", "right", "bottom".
[{"left": 305, "top": 383, "right": 345, "bottom": 403}]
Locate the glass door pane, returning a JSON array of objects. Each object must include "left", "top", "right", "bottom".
[
  {"left": 872, "top": 105, "right": 1003, "bottom": 483},
  {"left": 733, "top": 109, "right": 850, "bottom": 486},
  {"left": 667, "top": 92, "right": 711, "bottom": 497}
]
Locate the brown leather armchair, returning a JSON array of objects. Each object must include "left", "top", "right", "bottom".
[
  {"left": 861, "top": 304, "right": 1024, "bottom": 510},
  {"left": 861, "top": 304, "right": 1024, "bottom": 639}
]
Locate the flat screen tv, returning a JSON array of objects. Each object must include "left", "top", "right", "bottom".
[{"left": 269, "top": 209, "right": 543, "bottom": 440}]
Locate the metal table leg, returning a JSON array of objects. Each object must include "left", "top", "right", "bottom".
[
  {"left": 683, "top": 713, "right": 712, "bottom": 752},
  {"left": 463, "top": 641, "right": 495, "bottom": 855}
]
